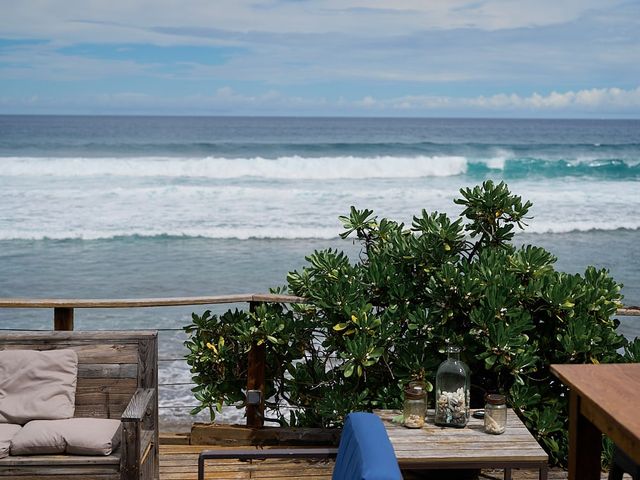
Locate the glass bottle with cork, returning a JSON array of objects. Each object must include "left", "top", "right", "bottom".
[{"left": 434, "top": 345, "right": 470, "bottom": 428}]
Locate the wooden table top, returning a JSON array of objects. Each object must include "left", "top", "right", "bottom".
[
  {"left": 375, "top": 409, "right": 547, "bottom": 469},
  {"left": 551, "top": 363, "right": 640, "bottom": 461}
]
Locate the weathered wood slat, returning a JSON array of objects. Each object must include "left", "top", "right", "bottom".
[
  {"left": 74, "top": 392, "right": 133, "bottom": 406},
  {"left": 190, "top": 424, "right": 341, "bottom": 446},
  {"left": 2, "top": 476, "right": 119, "bottom": 480},
  {"left": 78, "top": 363, "right": 138, "bottom": 379},
  {"left": 122, "top": 417, "right": 142, "bottom": 480},
  {"left": 74, "top": 401, "right": 144, "bottom": 419},
  {"left": 0, "top": 330, "right": 156, "bottom": 341},
  {"left": 77, "top": 378, "right": 139, "bottom": 393},
  {"left": 391, "top": 448, "right": 549, "bottom": 458},
  {"left": 0, "top": 465, "right": 120, "bottom": 474},
  {"left": 122, "top": 389, "right": 155, "bottom": 421},
  {"left": 0, "top": 454, "right": 120, "bottom": 466},
  {"left": 74, "top": 404, "right": 126, "bottom": 419},
  {"left": 0, "top": 343, "right": 139, "bottom": 363},
  {"left": 140, "top": 335, "right": 160, "bottom": 479},
  {"left": 139, "top": 337, "right": 157, "bottom": 390},
  {"left": 0, "top": 293, "right": 305, "bottom": 309},
  {"left": 618, "top": 305, "right": 640, "bottom": 316}
]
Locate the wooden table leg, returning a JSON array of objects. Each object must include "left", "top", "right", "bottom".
[
  {"left": 504, "top": 467, "right": 512, "bottom": 480},
  {"left": 568, "top": 390, "right": 602, "bottom": 480}
]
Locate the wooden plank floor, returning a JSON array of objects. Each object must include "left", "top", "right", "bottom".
[
  {"left": 159, "top": 443, "right": 620, "bottom": 479},
  {"left": 160, "top": 444, "right": 333, "bottom": 479}
]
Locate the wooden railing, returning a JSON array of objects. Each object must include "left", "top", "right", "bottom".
[
  {"left": 618, "top": 306, "right": 640, "bottom": 316},
  {"left": 0, "top": 295, "right": 638, "bottom": 428},
  {"left": 0, "top": 294, "right": 306, "bottom": 330}
]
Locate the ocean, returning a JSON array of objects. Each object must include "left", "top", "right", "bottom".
[{"left": 0, "top": 115, "right": 638, "bottom": 427}]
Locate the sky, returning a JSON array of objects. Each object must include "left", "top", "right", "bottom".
[{"left": 0, "top": 0, "right": 639, "bottom": 117}]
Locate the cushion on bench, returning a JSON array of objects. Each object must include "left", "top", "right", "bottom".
[
  {"left": 0, "top": 424, "right": 21, "bottom": 459},
  {"left": 0, "top": 349, "right": 78, "bottom": 424},
  {"left": 64, "top": 418, "right": 122, "bottom": 455},
  {"left": 11, "top": 418, "right": 121, "bottom": 456},
  {"left": 10, "top": 420, "right": 66, "bottom": 455}
]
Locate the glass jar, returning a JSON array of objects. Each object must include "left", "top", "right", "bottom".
[
  {"left": 403, "top": 381, "right": 427, "bottom": 428},
  {"left": 434, "top": 345, "right": 470, "bottom": 427},
  {"left": 484, "top": 394, "right": 507, "bottom": 434}
]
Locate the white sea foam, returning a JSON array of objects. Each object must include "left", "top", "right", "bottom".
[
  {"left": 0, "top": 179, "right": 638, "bottom": 239},
  {"left": 485, "top": 156, "right": 506, "bottom": 170},
  {"left": 0, "top": 155, "right": 468, "bottom": 179},
  {"left": 0, "top": 156, "right": 638, "bottom": 241}
]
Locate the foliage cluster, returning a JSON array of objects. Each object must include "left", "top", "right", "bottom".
[{"left": 184, "top": 180, "right": 639, "bottom": 466}]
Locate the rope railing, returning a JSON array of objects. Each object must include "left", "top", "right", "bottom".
[{"left": 0, "top": 293, "right": 306, "bottom": 428}]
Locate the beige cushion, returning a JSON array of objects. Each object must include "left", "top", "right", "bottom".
[
  {"left": 63, "top": 418, "right": 121, "bottom": 455},
  {"left": 0, "top": 424, "right": 21, "bottom": 459},
  {"left": 10, "top": 418, "right": 121, "bottom": 456},
  {"left": 10, "top": 420, "right": 66, "bottom": 455},
  {"left": 0, "top": 349, "right": 78, "bottom": 424}
]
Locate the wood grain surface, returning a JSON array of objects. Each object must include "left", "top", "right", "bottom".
[
  {"left": 551, "top": 363, "right": 640, "bottom": 470},
  {"left": 376, "top": 409, "right": 547, "bottom": 470}
]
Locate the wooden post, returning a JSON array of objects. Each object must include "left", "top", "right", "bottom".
[
  {"left": 246, "top": 301, "right": 265, "bottom": 428},
  {"left": 568, "top": 390, "right": 601, "bottom": 480},
  {"left": 53, "top": 307, "right": 74, "bottom": 330}
]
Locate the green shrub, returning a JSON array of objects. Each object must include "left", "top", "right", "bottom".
[{"left": 184, "top": 180, "right": 639, "bottom": 466}]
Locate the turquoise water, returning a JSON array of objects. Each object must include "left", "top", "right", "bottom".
[{"left": 1, "top": 115, "right": 638, "bottom": 424}]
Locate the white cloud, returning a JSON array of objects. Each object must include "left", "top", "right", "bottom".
[
  {"left": 3, "top": 86, "right": 639, "bottom": 116},
  {"left": 360, "top": 87, "right": 640, "bottom": 114}
]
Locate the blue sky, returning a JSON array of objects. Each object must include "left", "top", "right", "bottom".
[{"left": 0, "top": 0, "right": 639, "bottom": 117}]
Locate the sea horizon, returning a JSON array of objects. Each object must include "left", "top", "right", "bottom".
[{"left": 3, "top": 113, "right": 640, "bottom": 120}]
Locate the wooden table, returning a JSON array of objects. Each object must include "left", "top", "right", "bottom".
[
  {"left": 551, "top": 363, "right": 640, "bottom": 480},
  {"left": 375, "top": 409, "right": 548, "bottom": 480}
]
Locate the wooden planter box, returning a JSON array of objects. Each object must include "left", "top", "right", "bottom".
[{"left": 190, "top": 423, "right": 341, "bottom": 446}]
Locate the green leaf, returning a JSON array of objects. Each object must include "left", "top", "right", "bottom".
[{"left": 344, "top": 363, "right": 355, "bottom": 378}]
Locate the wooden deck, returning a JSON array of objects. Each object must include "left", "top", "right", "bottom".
[
  {"left": 160, "top": 443, "right": 334, "bottom": 479},
  {"left": 159, "top": 437, "right": 618, "bottom": 479}
]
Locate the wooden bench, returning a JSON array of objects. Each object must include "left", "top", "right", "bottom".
[{"left": 0, "top": 330, "right": 158, "bottom": 480}]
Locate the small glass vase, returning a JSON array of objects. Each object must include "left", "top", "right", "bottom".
[
  {"left": 484, "top": 393, "right": 507, "bottom": 434},
  {"left": 434, "top": 345, "right": 470, "bottom": 428},
  {"left": 403, "top": 381, "right": 427, "bottom": 428}
]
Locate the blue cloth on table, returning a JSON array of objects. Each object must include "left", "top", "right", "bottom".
[{"left": 332, "top": 412, "right": 403, "bottom": 480}]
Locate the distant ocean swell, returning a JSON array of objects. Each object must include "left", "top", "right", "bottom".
[
  {"left": 1, "top": 227, "right": 637, "bottom": 242},
  {"left": 1, "top": 155, "right": 639, "bottom": 179},
  {"left": 3, "top": 140, "right": 640, "bottom": 158}
]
